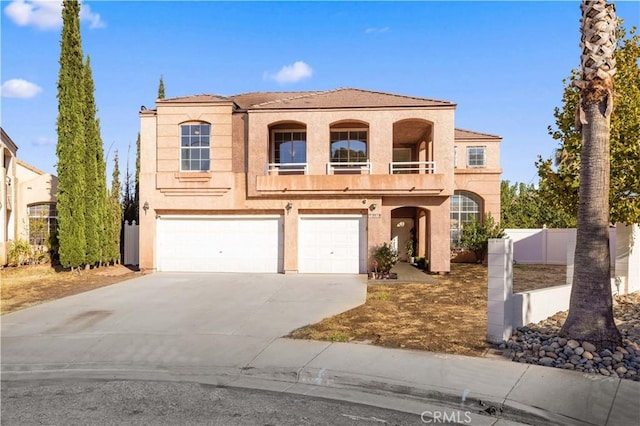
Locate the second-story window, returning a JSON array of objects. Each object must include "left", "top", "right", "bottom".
[
  {"left": 274, "top": 131, "right": 307, "bottom": 165},
  {"left": 181, "top": 123, "right": 210, "bottom": 171},
  {"left": 330, "top": 130, "right": 368, "bottom": 163},
  {"left": 467, "top": 146, "right": 486, "bottom": 168}
]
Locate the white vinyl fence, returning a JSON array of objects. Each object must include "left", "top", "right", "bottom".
[
  {"left": 504, "top": 227, "right": 616, "bottom": 266},
  {"left": 488, "top": 224, "right": 639, "bottom": 343},
  {"left": 123, "top": 220, "right": 139, "bottom": 266}
]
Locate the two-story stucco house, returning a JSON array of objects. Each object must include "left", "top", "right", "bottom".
[
  {"left": 138, "top": 88, "right": 501, "bottom": 274},
  {"left": 1, "top": 127, "right": 58, "bottom": 266}
]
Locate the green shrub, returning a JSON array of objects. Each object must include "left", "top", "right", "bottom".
[
  {"left": 416, "top": 257, "right": 429, "bottom": 270},
  {"left": 460, "top": 213, "right": 505, "bottom": 263},
  {"left": 8, "top": 240, "right": 33, "bottom": 266},
  {"left": 372, "top": 243, "right": 399, "bottom": 273}
]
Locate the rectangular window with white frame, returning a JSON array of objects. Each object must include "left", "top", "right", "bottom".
[
  {"left": 467, "top": 146, "right": 486, "bottom": 168},
  {"left": 181, "top": 123, "right": 210, "bottom": 171}
]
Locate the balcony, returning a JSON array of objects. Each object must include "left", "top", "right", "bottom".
[
  {"left": 389, "top": 161, "right": 436, "bottom": 174},
  {"left": 256, "top": 161, "right": 445, "bottom": 196},
  {"left": 265, "top": 162, "right": 308, "bottom": 175}
]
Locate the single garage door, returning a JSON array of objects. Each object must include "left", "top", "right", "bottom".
[
  {"left": 298, "top": 215, "right": 366, "bottom": 274},
  {"left": 156, "top": 215, "right": 283, "bottom": 273}
]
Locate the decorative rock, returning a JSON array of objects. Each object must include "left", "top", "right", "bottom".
[
  {"left": 567, "top": 340, "right": 580, "bottom": 349},
  {"left": 539, "top": 357, "right": 555, "bottom": 366},
  {"left": 500, "top": 292, "right": 640, "bottom": 382}
]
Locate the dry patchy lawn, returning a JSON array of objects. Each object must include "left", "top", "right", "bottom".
[
  {"left": 1, "top": 264, "right": 138, "bottom": 314},
  {"left": 289, "top": 263, "right": 566, "bottom": 356}
]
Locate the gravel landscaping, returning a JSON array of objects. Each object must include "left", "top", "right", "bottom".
[{"left": 500, "top": 292, "right": 640, "bottom": 381}]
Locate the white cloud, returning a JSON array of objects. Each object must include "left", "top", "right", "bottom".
[
  {"left": 1, "top": 78, "right": 43, "bottom": 98},
  {"left": 265, "top": 61, "right": 313, "bottom": 84},
  {"left": 365, "top": 27, "right": 390, "bottom": 34},
  {"left": 4, "top": 0, "right": 105, "bottom": 30},
  {"left": 33, "top": 136, "right": 55, "bottom": 146}
]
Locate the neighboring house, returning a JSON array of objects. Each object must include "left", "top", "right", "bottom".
[
  {"left": 139, "top": 88, "right": 501, "bottom": 274},
  {"left": 1, "top": 128, "right": 18, "bottom": 265},
  {"left": 0, "top": 127, "right": 58, "bottom": 266}
]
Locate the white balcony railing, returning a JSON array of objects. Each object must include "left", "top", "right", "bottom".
[
  {"left": 326, "top": 161, "right": 372, "bottom": 175},
  {"left": 265, "top": 162, "right": 308, "bottom": 175},
  {"left": 389, "top": 161, "right": 436, "bottom": 174}
]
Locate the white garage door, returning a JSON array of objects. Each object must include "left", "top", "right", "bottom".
[
  {"left": 156, "top": 216, "right": 283, "bottom": 273},
  {"left": 298, "top": 215, "right": 366, "bottom": 274}
]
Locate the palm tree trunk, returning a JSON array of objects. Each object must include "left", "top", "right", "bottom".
[{"left": 559, "top": 0, "right": 621, "bottom": 350}]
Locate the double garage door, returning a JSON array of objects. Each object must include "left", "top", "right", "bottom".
[
  {"left": 156, "top": 216, "right": 283, "bottom": 273},
  {"left": 156, "top": 215, "right": 366, "bottom": 274}
]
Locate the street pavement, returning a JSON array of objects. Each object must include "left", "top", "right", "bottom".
[{"left": 2, "top": 272, "right": 639, "bottom": 425}]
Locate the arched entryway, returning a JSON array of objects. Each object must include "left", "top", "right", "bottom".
[{"left": 391, "top": 206, "right": 429, "bottom": 261}]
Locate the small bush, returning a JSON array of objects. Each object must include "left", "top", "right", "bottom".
[
  {"left": 416, "top": 257, "right": 429, "bottom": 270},
  {"left": 372, "top": 243, "right": 399, "bottom": 273},
  {"left": 8, "top": 239, "right": 32, "bottom": 266}
]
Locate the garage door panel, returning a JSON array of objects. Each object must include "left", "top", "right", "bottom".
[
  {"left": 157, "top": 216, "right": 282, "bottom": 273},
  {"left": 298, "top": 215, "right": 366, "bottom": 274}
]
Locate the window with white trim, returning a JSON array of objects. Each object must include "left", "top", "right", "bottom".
[
  {"left": 450, "top": 191, "right": 482, "bottom": 247},
  {"left": 272, "top": 130, "right": 307, "bottom": 173},
  {"left": 181, "top": 123, "right": 210, "bottom": 171},
  {"left": 28, "top": 203, "right": 57, "bottom": 245},
  {"left": 467, "top": 146, "right": 486, "bottom": 167},
  {"left": 454, "top": 146, "right": 458, "bottom": 168},
  {"left": 330, "top": 130, "right": 368, "bottom": 163}
]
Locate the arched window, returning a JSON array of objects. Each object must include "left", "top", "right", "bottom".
[
  {"left": 330, "top": 130, "right": 367, "bottom": 163},
  {"left": 450, "top": 191, "right": 482, "bottom": 247},
  {"left": 28, "top": 203, "right": 57, "bottom": 245},
  {"left": 180, "top": 122, "right": 210, "bottom": 171},
  {"left": 269, "top": 122, "right": 307, "bottom": 174}
]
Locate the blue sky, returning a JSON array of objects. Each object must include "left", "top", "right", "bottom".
[{"left": 2, "top": 0, "right": 639, "bottom": 185}]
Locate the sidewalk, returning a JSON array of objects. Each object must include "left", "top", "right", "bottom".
[{"left": 3, "top": 335, "right": 638, "bottom": 425}]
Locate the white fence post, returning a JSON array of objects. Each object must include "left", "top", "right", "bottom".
[
  {"left": 123, "top": 220, "right": 139, "bottom": 266},
  {"left": 487, "top": 238, "right": 514, "bottom": 344}
]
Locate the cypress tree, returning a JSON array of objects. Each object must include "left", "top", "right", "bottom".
[
  {"left": 134, "top": 132, "right": 140, "bottom": 222},
  {"left": 158, "top": 75, "right": 165, "bottom": 99},
  {"left": 56, "top": 0, "right": 86, "bottom": 269},
  {"left": 108, "top": 152, "right": 123, "bottom": 264},
  {"left": 83, "top": 56, "right": 101, "bottom": 266}
]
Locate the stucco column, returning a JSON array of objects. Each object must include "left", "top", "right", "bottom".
[
  {"left": 306, "top": 120, "right": 327, "bottom": 176},
  {"left": 417, "top": 210, "right": 427, "bottom": 258},
  {"left": 370, "top": 119, "right": 392, "bottom": 175},
  {"left": 428, "top": 201, "right": 450, "bottom": 273},
  {"left": 283, "top": 206, "right": 299, "bottom": 273}
]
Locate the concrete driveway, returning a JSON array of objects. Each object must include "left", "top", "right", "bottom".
[{"left": 1, "top": 272, "right": 366, "bottom": 372}]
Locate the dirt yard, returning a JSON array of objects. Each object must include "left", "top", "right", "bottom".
[
  {"left": 1, "top": 264, "right": 139, "bottom": 314},
  {"left": 289, "top": 263, "right": 567, "bottom": 356}
]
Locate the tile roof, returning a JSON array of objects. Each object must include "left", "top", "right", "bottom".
[
  {"left": 158, "top": 94, "right": 233, "bottom": 103},
  {"left": 454, "top": 128, "right": 501, "bottom": 140},
  {"left": 230, "top": 88, "right": 455, "bottom": 110}
]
